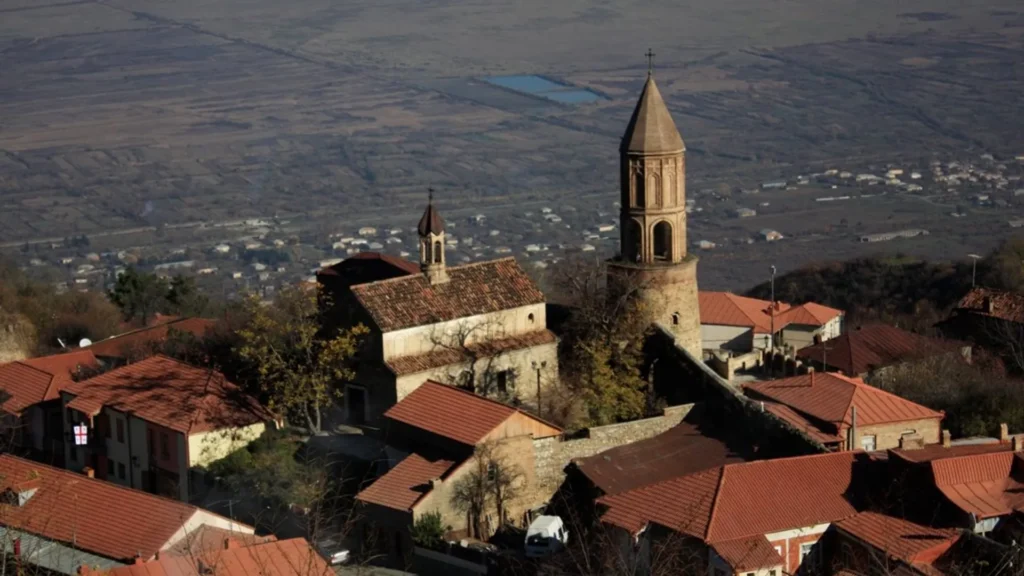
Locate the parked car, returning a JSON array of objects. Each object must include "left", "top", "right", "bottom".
[
  {"left": 316, "top": 538, "right": 351, "bottom": 565},
  {"left": 525, "top": 515, "right": 569, "bottom": 558}
]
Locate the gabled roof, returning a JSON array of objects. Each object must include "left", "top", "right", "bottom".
[
  {"left": 0, "top": 455, "right": 241, "bottom": 562},
  {"left": 930, "top": 451, "right": 1024, "bottom": 519},
  {"left": 956, "top": 287, "right": 1024, "bottom": 323},
  {"left": 98, "top": 538, "right": 332, "bottom": 576},
  {"left": 64, "top": 355, "right": 272, "bottom": 435},
  {"left": 87, "top": 317, "right": 216, "bottom": 359},
  {"left": 599, "top": 451, "right": 861, "bottom": 543},
  {"left": 797, "top": 324, "right": 957, "bottom": 376},
  {"left": 572, "top": 421, "right": 743, "bottom": 496},
  {"left": 890, "top": 441, "right": 1011, "bottom": 464},
  {"left": 700, "top": 292, "right": 843, "bottom": 335},
  {"left": 0, "top": 350, "right": 99, "bottom": 414},
  {"left": 164, "top": 525, "right": 276, "bottom": 559},
  {"left": 745, "top": 372, "right": 942, "bottom": 432},
  {"left": 620, "top": 75, "right": 684, "bottom": 154},
  {"left": 355, "top": 453, "right": 456, "bottom": 512},
  {"left": 712, "top": 536, "right": 784, "bottom": 571},
  {"left": 836, "top": 511, "right": 960, "bottom": 567},
  {"left": 350, "top": 257, "right": 545, "bottom": 332},
  {"left": 385, "top": 330, "right": 556, "bottom": 376},
  {"left": 316, "top": 252, "right": 419, "bottom": 285},
  {"left": 384, "top": 381, "right": 561, "bottom": 446}
]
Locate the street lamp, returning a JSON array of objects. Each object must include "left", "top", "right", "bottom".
[
  {"left": 968, "top": 254, "right": 982, "bottom": 288},
  {"left": 531, "top": 360, "right": 547, "bottom": 419}
]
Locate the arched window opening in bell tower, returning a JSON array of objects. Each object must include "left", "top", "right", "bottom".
[
  {"left": 627, "top": 220, "right": 643, "bottom": 262},
  {"left": 433, "top": 241, "right": 442, "bottom": 263},
  {"left": 672, "top": 313, "right": 680, "bottom": 326},
  {"left": 634, "top": 172, "right": 645, "bottom": 208},
  {"left": 650, "top": 174, "right": 662, "bottom": 208},
  {"left": 653, "top": 221, "right": 672, "bottom": 261}
]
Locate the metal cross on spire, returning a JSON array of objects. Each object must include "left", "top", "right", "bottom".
[
  {"left": 428, "top": 187, "right": 435, "bottom": 203},
  {"left": 645, "top": 48, "right": 656, "bottom": 76}
]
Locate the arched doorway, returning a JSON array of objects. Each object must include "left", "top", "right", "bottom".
[{"left": 653, "top": 221, "right": 672, "bottom": 261}]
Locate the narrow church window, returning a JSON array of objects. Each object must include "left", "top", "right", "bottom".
[
  {"left": 672, "top": 313, "right": 680, "bottom": 326},
  {"left": 433, "top": 241, "right": 442, "bottom": 263},
  {"left": 653, "top": 221, "right": 672, "bottom": 261},
  {"left": 650, "top": 174, "right": 662, "bottom": 208},
  {"left": 634, "top": 171, "right": 645, "bottom": 208},
  {"left": 528, "top": 313, "right": 535, "bottom": 324}
]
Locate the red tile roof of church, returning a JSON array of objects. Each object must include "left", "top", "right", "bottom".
[{"left": 350, "top": 257, "right": 544, "bottom": 332}]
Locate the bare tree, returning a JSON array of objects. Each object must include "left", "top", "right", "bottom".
[
  {"left": 427, "top": 318, "right": 520, "bottom": 402},
  {"left": 449, "top": 441, "right": 525, "bottom": 539}
]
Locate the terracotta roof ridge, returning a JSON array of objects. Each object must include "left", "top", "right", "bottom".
[
  {"left": 96, "top": 317, "right": 188, "bottom": 342},
  {"left": 848, "top": 379, "right": 943, "bottom": 418},
  {"left": 704, "top": 466, "right": 727, "bottom": 540},
  {"left": 931, "top": 450, "right": 1014, "bottom": 467},
  {"left": 13, "top": 361, "right": 61, "bottom": 398},
  {"left": 350, "top": 256, "right": 521, "bottom": 291}
]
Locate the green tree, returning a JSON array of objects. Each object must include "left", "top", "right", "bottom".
[
  {"left": 207, "top": 427, "right": 322, "bottom": 510},
  {"left": 410, "top": 511, "right": 446, "bottom": 549},
  {"left": 108, "top": 266, "right": 169, "bottom": 325},
  {"left": 236, "top": 285, "right": 367, "bottom": 434},
  {"left": 166, "top": 274, "right": 208, "bottom": 316}
]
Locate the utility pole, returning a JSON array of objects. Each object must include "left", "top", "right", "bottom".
[
  {"left": 769, "top": 265, "right": 777, "bottom": 379},
  {"left": 968, "top": 253, "right": 982, "bottom": 288},
  {"left": 531, "top": 360, "right": 547, "bottom": 419}
]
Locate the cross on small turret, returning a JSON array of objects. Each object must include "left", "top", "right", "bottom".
[
  {"left": 645, "top": 48, "right": 656, "bottom": 75},
  {"left": 428, "top": 187, "right": 435, "bottom": 203}
]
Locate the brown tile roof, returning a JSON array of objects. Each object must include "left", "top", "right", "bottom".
[
  {"left": 599, "top": 451, "right": 860, "bottom": 544},
  {"left": 385, "top": 330, "right": 557, "bottom": 376},
  {"left": 317, "top": 251, "right": 419, "bottom": 281},
  {"left": 956, "top": 287, "right": 1024, "bottom": 323},
  {"left": 350, "top": 257, "right": 545, "bottom": 332},
  {"left": 385, "top": 381, "right": 561, "bottom": 446},
  {"left": 355, "top": 453, "right": 455, "bottom": 512},
  {"left": 712, "top": 536, "right": 784, "bottom": 571},
  {"left": 745, "top": 372, "right": 942, "bottom": 433},
  {"left": 930, "top": 452, "right": 1024, "bottom": 519},
  {"left": 797, "top": 324, "right": 959, "bottom": 376},
  {"left": 700, "top": 292, "right": 841, "bottom": 334},
  {"left": 0, "top": 454, "right": 235, "bottom": 561},
  {"left": 418, "top": 200, "right": 445, "bottom": 236},
  {"left": 621, "top": 75, "right": 685, "bottom": 154},
  {"left": 836, "top": 511, "right": 960, "bottom": 566},
  {"left": 759, "top": 400, "right": 844, "bottom": 445},
  {"left": 64, "top": 355, "right": 273, "bottom": 435},
  {"left": 572, "top": 421, "right": 744, "bottom": 496},
  {"left": 98, "top": 537, "right": 332, "bottom": 576},
  {"left": 0, "top": 350, "right": 99, "bottom": 414},
  {"left": 890, "top": 441, "right": 1010, "bottom": 464},
  {"left": 88, "top": 317, "right": 216, "bottom": 359}
]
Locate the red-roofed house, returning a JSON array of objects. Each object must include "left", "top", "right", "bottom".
[
  {"left": 831, "top": 511, "right": 961, "bottom": 576},
  {"left": 59, "top": 355, "right": 275, "bottom": 501},
  {"left": 597, "top": 451, "right": 864, "bottom": 575},
  {"left": 0, "top": 350, "right": 99, "bottom": 464},
  {"left": 797, "top": 324, "right": 969, "bottom": 379},
  {"left": 744, "top": 372, "right": 943, "bottom": 451},
  {"left": 355, "top": 381, "right": 561, "bottom": 565},
  {"left": 699, "top": 291, "right": 843, "bottom": 354},
  {"left": 86, "top": 317, "right": 216, "bottom": 363},
  {"left": 0, "top": 454, "right": 256, "bottom": 574},
  {"left": 86, "top": 537, "right": 333, "bottom": 576},
  {"left": 318, "top": 201, "right": 557, "bottom": 426}
]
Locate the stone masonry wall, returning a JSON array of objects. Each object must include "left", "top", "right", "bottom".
[{"left": 531, "top": 403, "right": 695, "bottom": 493}]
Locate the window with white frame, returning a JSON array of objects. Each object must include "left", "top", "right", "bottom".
[
  {"left": 860, "top": 435, "right": 877, "bottom": 451},
  {"left": 800, "top": 541, "right": 818, "bottom": 566}
]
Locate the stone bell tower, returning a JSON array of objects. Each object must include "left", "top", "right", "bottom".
[
  {"left": 607, "top": 57, "right": 702, "bottom": 357},
  {"left": 418, "top": 190, "right": 448, "bottom": 285}
]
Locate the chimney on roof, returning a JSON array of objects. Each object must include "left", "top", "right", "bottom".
[
  {"left": 1015, "top": 436, "right": 1023, "bottom": 453},
  {"left": 899, "top": 434, "right": 925, "bottom": 450},
  {"left": 133, "top": 555, "right": 145, "bottom": 565},
  {"left": 224, "top": 538, "right": 241, "bottom": 550},
  {"left": 82, "top": 466, "right": 94, "bottom": 479},
  {"left": 849, "top": 405, "right": 858, "bottom": 451},
  {"left": 983, "top": 296, "right": 994, "bottom": 314},
  {"left": 1000, "top": 423, "right": 1009, "bottom": 443},
  {"left": 942, "top": 429, "right": 952, "bottom": 448},
  {"left": 810, "top": 371, "right": 815, "bottom": 386}
]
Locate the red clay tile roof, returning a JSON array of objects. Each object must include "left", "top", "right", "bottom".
[
  {"left": 599, "top": 451, "right": 860, "bottom": 543},
  {"left": 385, "top": 330, "right": 557, "bottom": 376},
  {"left": 64, "top": 355, "right": 272, "bottom": 435},
  {"left": 930, "top": 452, "right": 1024, "bottom": 519},
  {"left": 759, "top": 400, "right": 844, "bottom": 445},
  {"left": 712, "top": 536, "right": 784, "bottom": 571},
  {"left": 355, "top": 453, "right": 455, "bottom": 512},
  {"left": 385, "top": 381, "right": 561, "bottom": 446},
  {"left": 797, "top": 324, "right": 959, "bottom": 376},
  {"left": 100, "top": 537, "right": 332, "bottom": 576},
  {"left": 164, "top": 525, "right": 276, "bottom": 559},
  {"left": 745, "top": 372, "right": 942, "bottom": 432},
  {"left": 350, "top": 257, "right": 545, "bottom": 332},
  {"left": 700, "top": 292, "right": 842, "bottom": 334},
  {"left": 0, "top": 350, "right": 99, "bottom": 414},
  {"left": 956, "top": 287, "right": 1024, "bottom": 324},
  {"left": 890, "top": 441, "right": 1011, "bottom": 464},
  {"left": 572, "top": 422, "right": 744, "bottom": 496},
  {"left": 836, "top": 511, "right": 960, "bottom": 565},
  {"left": 88, "top": 318, "right": 216, "bottom": 359},
  {"left": 0, "top": 454, "right": 237, "bottom": 561}
]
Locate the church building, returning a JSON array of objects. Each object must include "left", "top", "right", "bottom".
[
  {"left": 318, "top": 197, "right": 558, "bottom": 426},
  {"left": 607, "top": 68, "right": 703, "bottom": 357}
]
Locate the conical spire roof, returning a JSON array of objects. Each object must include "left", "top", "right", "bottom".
[
  {"left": 620, "top": 75, "right": 685, "bottom": 155},
  {"left": 417, "top": 198, "right": 445, "bottom": 236}
]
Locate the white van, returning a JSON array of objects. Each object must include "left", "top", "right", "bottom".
[{"left": 525, "top": 515, "right": 569, "bottom": 558}]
